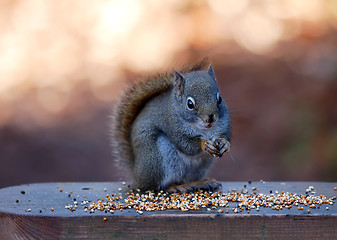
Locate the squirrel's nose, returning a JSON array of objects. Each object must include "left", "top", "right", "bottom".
[{"left": 204, "top": 114, "right": 215, "bottom": 124}]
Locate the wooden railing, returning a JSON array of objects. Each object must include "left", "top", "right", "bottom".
[{"left": 0, "top": 182, "right": 336, "bottom": 239}]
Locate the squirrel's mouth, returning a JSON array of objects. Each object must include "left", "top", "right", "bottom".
[
  {"left": 195, "top": 118, "right": 215, "bottom": 129},
  {"left": 201, "top": 122, "right": 214, "bottom": 129}
]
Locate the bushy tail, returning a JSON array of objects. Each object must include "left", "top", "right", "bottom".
[{"left": 111, "top": 73, "right": 172, "bottom": 173}]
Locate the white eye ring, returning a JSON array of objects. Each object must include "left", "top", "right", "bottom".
[{"left": 186, "top": 97, "right": 196, "bottom": 110}]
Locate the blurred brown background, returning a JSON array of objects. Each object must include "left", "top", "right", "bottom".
[{"left": 1, "top": 0, "right": 337, "bottom": 188}]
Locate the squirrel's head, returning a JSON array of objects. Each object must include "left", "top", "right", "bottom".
[{"left": 172, "top": 64, "right": 228, "bottom": 130}]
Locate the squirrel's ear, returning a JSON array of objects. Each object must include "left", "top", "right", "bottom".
[
  {"left": 208, "top": 64, "right": 216, "bottom": 80},
  {"left": 173, "top": 71, "right": 185, "bottom": 96}
]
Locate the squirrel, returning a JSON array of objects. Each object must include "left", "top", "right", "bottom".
[{"left": 111, "top": 60, "right": 231, "bottom": 192}]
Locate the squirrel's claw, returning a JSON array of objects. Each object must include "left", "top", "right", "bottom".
[
  {"left": 167, "top": 184, "right": 193, "bottom": 194},
  {"left": 167, "top": 179, "right": 222, "bottom": 193},
  {"left": 205, "top": 140, "right": 218, "bottom": 155},
  {"left": 215, "top": 138, "right": 230, "bottom": 158},
  {"left": 201, "top": 138, "right": 230, "bottom": 158}
]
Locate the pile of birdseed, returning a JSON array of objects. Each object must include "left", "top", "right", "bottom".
[{"left": 65, "top": 184, "right": 337, "bottom": 215}]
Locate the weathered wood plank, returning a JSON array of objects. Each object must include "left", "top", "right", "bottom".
[{"left": 0, "top": 182, "right": 336, "bottom": 239}]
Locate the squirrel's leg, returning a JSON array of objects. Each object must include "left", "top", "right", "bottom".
[
  {"left": 132, "top": 131, "right": 164, "bottom": 191},
  {"left": 167, "top": 179, "right": 222, "bottom": 193},
  {"left": 133, "top": 147, "right": 164, "bottom": 191}
]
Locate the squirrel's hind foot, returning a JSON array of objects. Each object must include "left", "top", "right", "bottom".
[{"left": 167, "top": 179, "right": 222, "bottom": 194}]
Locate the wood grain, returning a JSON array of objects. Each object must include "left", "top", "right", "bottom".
[{"left": 1, "top": 182, "right": 336, "bottom": 239}]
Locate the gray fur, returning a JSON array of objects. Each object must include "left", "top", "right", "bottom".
[{"left": 111, "top": 64, "right": 231, "bottom": 191}]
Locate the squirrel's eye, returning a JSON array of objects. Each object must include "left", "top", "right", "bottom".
[
  {"left": 187, "top": 97, "right": 195, "bottom": 110},
  {"left": 217, "top": 93, "right": 222, "bottom": 105}
]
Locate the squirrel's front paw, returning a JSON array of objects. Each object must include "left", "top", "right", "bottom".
[
  {"left": 214, "top": 138, "right": 230, "bottom": 157},
  {"left": 201, "top": 139, "right": 220, "bottom": 157},
  {"left": 201, "top": 138, "right": 230, "bottom": 158}
]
